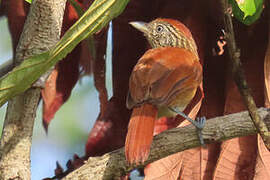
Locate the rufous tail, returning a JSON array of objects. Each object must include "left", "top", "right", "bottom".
[{"left": 125, "top": 103, "right": 157, "bottom": 165}]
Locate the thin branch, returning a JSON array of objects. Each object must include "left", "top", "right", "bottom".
[
  {"left": 62, "top": 108, "right": 270, "bottom": 180},
  {"left": 0, "top": 0, "right": 67, "bottom": 179},
  {"left": 220, "top": 0, "right": 270, "bottom": 149}
]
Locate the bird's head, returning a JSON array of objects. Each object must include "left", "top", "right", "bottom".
[{"left": 130, "top": 18, "right": 197, "bottom": 55}]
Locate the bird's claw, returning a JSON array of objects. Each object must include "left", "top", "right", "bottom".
[
  {"left": 195, "top": 116, "right": 206, "bottom": 130},
  {"left": 195, "top": 116, "right": 206, "bottom": 146},
  {"left": 188, "top": 116, "right": 205, "bottom": 146}
]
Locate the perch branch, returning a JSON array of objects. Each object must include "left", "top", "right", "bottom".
[
  {"left": 220, "top": 0, "right": 270, "bottom": 149},
  {"left": 63, "top": 108, "right": 270, "bottom": 180},
  {"left": 0, "top": 0, "right": 66, "bottom": 179}
]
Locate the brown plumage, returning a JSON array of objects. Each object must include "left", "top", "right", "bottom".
[{"left": 125, "top": 19, "right": 203, "bottom": 165}]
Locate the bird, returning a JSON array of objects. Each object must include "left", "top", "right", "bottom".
[{"left": 125, "top": 18, "right": 205, "bottom": 165}]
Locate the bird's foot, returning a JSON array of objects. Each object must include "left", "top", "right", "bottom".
[
  {"left": 195, "top": 116, "right": 206, "bottom": 130},
  {"left": 169, "top": 108, "right": 206, "bottom": 146},
  {"left": 195, "top": 116, "right": 206, "bottom": 146}
]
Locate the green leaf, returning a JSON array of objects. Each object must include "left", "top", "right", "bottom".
[
  {"left": 237, "top": 0, "right": 256, "bottom": 18},
  {"left": 68, "top": 0, "right": 97, "bottom": 59},
  {"left": 0, "top": 0, "right": 129, "bottom": 106},
  {"left": 25, "top": 0, "right": 32, "bottom": 4},
  {"left": 229, "top": 0, "right": 264, "bottom": 25}
]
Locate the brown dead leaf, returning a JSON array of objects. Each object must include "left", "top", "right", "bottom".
[
  {"left": 212, "top": 69, "right": 259, "bottom": 180},
  {"left": 254, "top": 12, "right": 270, "bottom": 179},
  {"left": 42, "top": 45, "right": 80, "bottom": 130},
  {"left": 144, "top": 152, "right": 183, "bottom": 180},
  {"left": 92, "top": 28, "right": 109, "bottom": 120},
  {"left": 256, "top": 15, "right": 270, "bottom": 180},
  {"left": 85, "top": 97, "right": 130, "bottom": 157},
  {"left": 213, "top": 136, "right": 257, "bottom": 180},
  {"left": 42, "top": 68, "right": 60, "bottom": 130},
  {"left": 178, "top": 144, "right": 219, "bottom": 180},
  {"left": 181, "top": 148, "right": 204, "bottom": 179},
  {"left": 264, "top": 20, "right": 270, "bottom": 108},
  {"left": 180, "top": 148, "right": 203, "bottom": 179},
  {"left": 79, "top": 39, "right": 93, "bottom": 74},
  {"left": 254, "top": 136, "right": 270, "bottom": 179},
  {"left": 6, "top": 0, "right": 30, "bottom": 53}
]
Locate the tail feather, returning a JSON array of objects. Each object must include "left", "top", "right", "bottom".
[{"left": 125, "top": 104, "right": 157, "bottom": 165}]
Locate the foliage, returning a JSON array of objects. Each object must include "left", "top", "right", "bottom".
[
  {"left": 229, "top": 0, "right": 264, "bottom": 25},
  {"left": 0, "top": 0, "right": 129, "bottom": 106},
  {"left": 2, "top": 0, "right": 270, "bottom": 179}
]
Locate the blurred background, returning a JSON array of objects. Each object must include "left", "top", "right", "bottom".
[{"left": 0, "top": 16, "right": 114, "bottom": 179}]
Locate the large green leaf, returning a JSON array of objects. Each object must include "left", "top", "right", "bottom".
[
  {"left": 68, "top": 0, "right": 97, "bottom": 60},
  {"left": 229, "top": 0, "right": 264, "bottom": 25},
  {"left": 0, "top": 0, "right": 129, "bottom": 106}
]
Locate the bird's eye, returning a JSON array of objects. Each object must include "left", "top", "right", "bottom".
[{"left": 156, "top": 25, "right": 163, "bottom": 33}]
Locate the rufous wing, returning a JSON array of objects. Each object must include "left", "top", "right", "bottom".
[{"left": 128, "top": 47, "right": 202, "bottom": 108}]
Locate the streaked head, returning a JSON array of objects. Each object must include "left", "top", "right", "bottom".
[{"left": 129, "top": 18, "right": 197, "bottom": 55}]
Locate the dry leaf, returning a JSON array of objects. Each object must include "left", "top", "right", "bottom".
[
  {"left": 85, "top": 97, "right": 130, "bottom": 157},
  {"left": 254, "top": 136, "right": 270, "bottom": 179},
  {"left": 144, "top": 152, "right": 183, "bottom": 180},
  {"left": 255, "top": 16, "right": 270, "bottom": 180},
  {"left": 42, "top": 50, "right": 80, "bottom": 130},
  {"left": 177, "top": 144, "right": 219, "bottom": 180},
  {"left": 264, "top": 14, "right": 270, "bottom": 108},
  {"left": 42, "top": 1, "right": 91, "bottom": 130},
  {"left": 213, "top": 136, "right": 257, "bottom": 180},
  {"left": 7, "top": 0, "right": 29, "bottom": 53}
]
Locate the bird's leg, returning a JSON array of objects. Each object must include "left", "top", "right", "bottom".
[{"left": 169, "top": 107, "right": 205, "bottom": 145}]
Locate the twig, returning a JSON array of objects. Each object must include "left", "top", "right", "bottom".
[
  {"left": 62, "top": 108, "right": 270, "bottom": 180},
  {"left": 0, "top": 0, "right": 67, "bottom": 179},
  {"left": 220, "top": 0, "right": 270, "bottom": 149}
]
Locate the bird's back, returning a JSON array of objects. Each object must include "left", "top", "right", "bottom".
[{"left": 127, "top": 47, "right": 202, "bottom": 111}]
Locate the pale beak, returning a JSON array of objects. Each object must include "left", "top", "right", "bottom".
[{"left": 129, "top": 21, "right": 148, "bottom": 34}]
